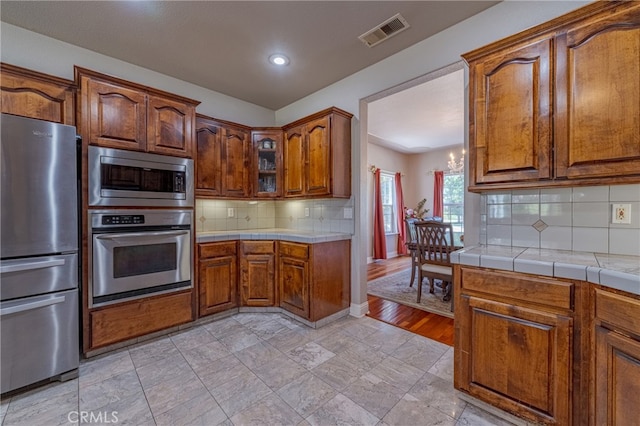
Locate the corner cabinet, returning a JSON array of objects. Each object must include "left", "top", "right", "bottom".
[
  {"left": 195, "top": 115, "right": 251, "bottom": 198},
  {"left": 283, "top": 107, "right": 352, "bottom": 198},
  {"left": 1, "top": 63, "right": 76, "bottom": 125},
  {"left": 239, "top": 241, "right": 276, "bottom": 307},
  {"left": 198, "top": 242, "right": 238, "bottom": 317},
  {"left": 76, "top": 66, "right": 199, "bottom": 158},
  {"left": 593, "top": 288, "right": 640, "bottom": 426},
  {"left": 454, "top": 266, "right": 583, "bottom": 425},
  {"left": 464, "top": 1, "right": 640, "bottom": 191}
]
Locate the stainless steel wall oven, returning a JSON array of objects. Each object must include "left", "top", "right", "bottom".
[{"left": 89, "top": 210, "right": 192, "bottom": 307}]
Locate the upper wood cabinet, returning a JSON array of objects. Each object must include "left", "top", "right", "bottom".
[
  {"left": 76, "top": 66, "right": 199, "bottom": 158},
  {"left": 195, "top": 115, "right": 250, "bottom": 198},
  {"left": 252, "top": 129, "right": 283, "bottom": 198},
  {"left": 283, "top": 107, "right": 352, "bottom": 198},
  {"left": 1, "top": 63, "right": 76, "bottom": 125},
  {"left": 464, "top": 2, "right": 640, "bottom": 191}
]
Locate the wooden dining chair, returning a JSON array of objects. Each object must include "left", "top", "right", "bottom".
[
  {"left": 415, "top": 220, "right": 455, "bottom": 305},
  {"left": 404, "top": 218, "right": 420, "bottom": 287}
]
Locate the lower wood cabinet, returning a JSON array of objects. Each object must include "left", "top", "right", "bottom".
[
  {"left": 593, "top": 288, "right": 640, "bottom": 426},
  {"left": 198, "top": 241, "right": 238, "bottom": 316},
  {"left": 279, "top": 240, "right": 350, "bottom": 321},
  {"left": 240, "top": 241, "right": 276, "bottom": 306},
  {"left": 454, "top": 266, "right": 577, "bottom": 425},
  {"left": 89, "top": 291, "right": 193, "bottom": 349}
]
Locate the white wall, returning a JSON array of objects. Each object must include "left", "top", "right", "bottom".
[{"left": 367, "top": 142, "right": 412, "bottom": 261}]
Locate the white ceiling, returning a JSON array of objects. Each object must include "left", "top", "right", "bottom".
[
  {"left": 368, "top": 68, "right": 465, "bottom": 153},
  {"left": 1, "top": 1, "right": 496, "bottom": 152}
]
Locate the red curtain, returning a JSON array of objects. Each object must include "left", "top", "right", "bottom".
[
  {"left": 433, "top": 170, "right": 444, "bottom": 218},
  {"left": 373, "top": 169, "right": 387, "bottom": 259},
  {"left": 395, "top": 172, "right": 407, "bottom": 255}
]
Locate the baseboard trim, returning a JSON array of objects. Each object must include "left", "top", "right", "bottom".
[{"left": 349, "top": 301, "right": 369, "bottom": 318}]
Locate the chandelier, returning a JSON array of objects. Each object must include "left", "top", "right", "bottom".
[{"left": 448, "top": 149, "right": 465, "bottom": 173}]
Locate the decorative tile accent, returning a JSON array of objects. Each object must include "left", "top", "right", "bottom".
[
  {"left": 199, "top": 215, "right": 206, "bottom": 223},
  {"left": 532, "top": 219, "right": 548, "bottom": 232}
]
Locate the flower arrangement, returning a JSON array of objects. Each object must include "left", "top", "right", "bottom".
[{"left": 404, "top": 198, "right": 429, "bottom": 219}]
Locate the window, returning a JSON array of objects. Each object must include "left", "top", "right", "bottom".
[
  {"left": 443, "top": 173, "right": 464, "bottom": 244},
  {"left": 380, "top": 172, "right": 397, "bottom": 234}
]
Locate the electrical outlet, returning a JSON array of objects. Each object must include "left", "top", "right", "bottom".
[
  {"left": 227, "top": 207, "right": 235, "bottom": 218},
  {"left": 344, "top": 207, "right": 353, "bottom": 219},
  {"left": 304, "top": 208, "right": 310, "bottom": 217},
  {"left": 612, "top": 204, "right": 631, "bottom": 224}
]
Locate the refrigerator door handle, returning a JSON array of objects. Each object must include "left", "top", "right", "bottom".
[
  {"left": 0, "top": 259, "right": 66, "bottom": 274},
  {"left": 0, "top": 295, "right": 66, "bottom": 316}
]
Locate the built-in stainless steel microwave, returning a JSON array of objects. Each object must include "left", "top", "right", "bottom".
[{"left": 89, "top": 146, "right": 194, "bottom": 207}]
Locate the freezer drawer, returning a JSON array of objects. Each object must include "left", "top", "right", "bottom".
[
  {"left": 0, "top": 253, "right": 78, "bottom": 301},
  {"left": 1, "top": 289, "right": 79, "bottom": 393}
]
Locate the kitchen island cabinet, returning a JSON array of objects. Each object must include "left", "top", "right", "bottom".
[
  {"left": 1, "top": 63, "right": 76, "bottom": 125},
  {"left": 464, "top": 1, "right": 640, "bottom": 191},
  {"left": 593, "top": 287, "right": 640, "bottom": 426}
]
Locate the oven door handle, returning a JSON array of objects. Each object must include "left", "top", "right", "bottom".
[{"left": 95, "top": 230, "right": 189, "bottom": 241}]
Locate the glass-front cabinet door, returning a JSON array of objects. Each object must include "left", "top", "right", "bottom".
[{"left": 251, "top": 130, "right": 283, "bottom": 198}]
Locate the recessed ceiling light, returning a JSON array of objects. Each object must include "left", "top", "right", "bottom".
[{"left": 269, "top": 54, "right": 289, "bottom": 66}]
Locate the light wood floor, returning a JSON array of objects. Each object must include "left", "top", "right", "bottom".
[{"left": 366, "top": 256, "right": 454, "bottom": 346}]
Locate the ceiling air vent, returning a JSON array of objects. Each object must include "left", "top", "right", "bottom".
[{"left": 358, "top": 13, "right": 410, "bottom": 48}]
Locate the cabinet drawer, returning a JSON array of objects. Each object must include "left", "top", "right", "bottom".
[
  {"left": 595, "top": 288, "right": 640, "bottom": 335},
  {"left": 279, "top": 241, "right": 309, "bottom": 259},
  {"left": 461, "top": 267, "right": 573, "bottom": 311},
  {"left": 241, "top": 240, "right": 275, "bottom": 254},
  {"left": 199, "top": 242, "right": 236, "bottom": 259}
]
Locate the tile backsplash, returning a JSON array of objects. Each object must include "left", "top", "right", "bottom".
[
  {"left": 480, "top": 184, "right": 640, "bottom": 256},
  {"left": 195, "top": 198, "right": 355, "bottom": 234}
]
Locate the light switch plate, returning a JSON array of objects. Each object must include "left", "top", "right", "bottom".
[
  {"left": 344, "top": 207, "right": 353, "bottom": 219},
  {"left": 227, "top": 207, "right": 235, "bottom": 218},
  {"left": 612, "top": 204, "right": 631, "bottom": 224},
  {"left": 304, "top": 208, "right": 310, "bottom": 217}
]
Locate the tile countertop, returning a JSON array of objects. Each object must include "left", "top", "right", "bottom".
[
  {"left": 196, "top": 228, "right": 352, "bottom": 244},
  {"left": 451, "top": 245, "right": 640, "bottom": 296}
]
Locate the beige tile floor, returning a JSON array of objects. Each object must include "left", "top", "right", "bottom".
[{"left": 0, "top": 313, "right": 517, "bottom": 426}]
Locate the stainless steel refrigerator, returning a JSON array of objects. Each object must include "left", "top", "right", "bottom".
[{"left": 1, "top": 113, "right": 80, "bottom": 393}]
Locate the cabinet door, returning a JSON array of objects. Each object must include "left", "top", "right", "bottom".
[
  {"left": 457, "top": 295, "right": 572, "bottom": 425},
  {"left": 221, "top": 126, "right": 250, "bottom": 197},
  {"left": 305, "top": 116, "right": 331, "bottom": 196},
  {"left": 87, "top": 79, "right": 147, "bottom": 151},
  {"left": 279, "top": 255, "right": 309, "bottom": 319},
  {"left": 195, "top": 118, "right": 223, "bottom": 197},
  {"left": 147, "top": 95, "right": 195, "bottom": 158},
  {"left": 239, "top": 253, "right": 276, "bottom": 306},
  {"left": 1, "top": 65, "right": 75, "bottom": 125},
  {"left": 283, "top": 125, "right": 305, "bottom": 197},
  {"left": 469, "top": 37, "right": 553, "bottom": 186},
  {"left": 198, "top": 255, "right": 237, "bottom": 316},
  {"left": 252, "top": 130, "right": 282, "bottom": 198},
  {"left": 595, "top": 326, "right": 640, "bottom": 426},
  {"left": 555, "top": 5, "right": 640, "bottom": 179}
]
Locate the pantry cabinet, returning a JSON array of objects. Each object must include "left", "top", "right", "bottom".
[
  {"left": 1, "top": 63, "right": 76, "bottom": 125},
  {"left": 195, "top": 115, "right": 251, "bottom": 198},
  {"left": 283, "top": 107, "right": 352, "bottom": 198},
  {"left": 454, "top": 266, "right": 579, "bottom": 425},
  {"left": 464, "top": 1, "right": 640, "bottom": 191},
  {"left": 198, "top": 242, "right": 238, "bottom": 316},
  {"left": 76, "top": 66, "right": 199, "bottom": 158},
  {"left": 239, "top": 241, "right": 276, "bottom": 307},
  {"left": 593, "top": 288, "right": 640, "bottom": 426}
]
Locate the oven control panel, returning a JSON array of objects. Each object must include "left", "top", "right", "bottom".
[{"left": 101, "top": 215, "right": 145, "bottom": 226}]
